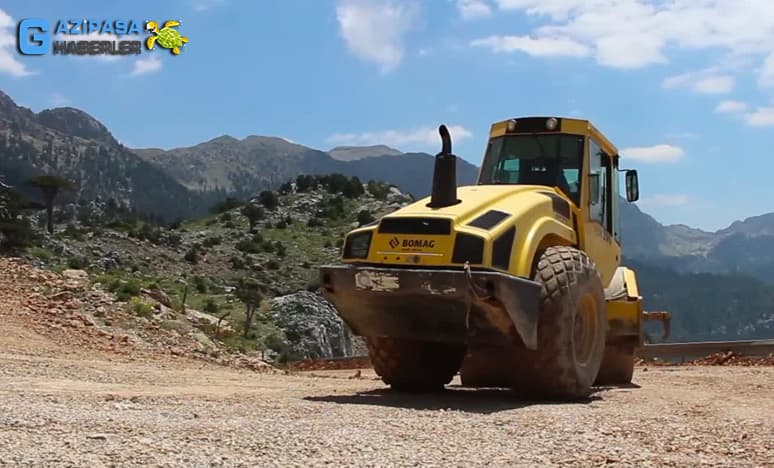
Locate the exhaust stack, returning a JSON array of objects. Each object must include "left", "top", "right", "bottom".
[{"left": 427, "top": 124, "right": 460, "bottom": 208}]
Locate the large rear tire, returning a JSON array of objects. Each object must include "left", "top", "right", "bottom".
[
  {"left": 366, "top": 337, "right": 465, "bottom": 392},
  {"left": 594, "top": 344, "right": 635, "bottom": 385},
  {"left": 511, "top": 246, "right": 607, "bottom": 400}
]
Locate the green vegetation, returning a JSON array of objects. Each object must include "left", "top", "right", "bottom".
[{"left": 126, "top": 297, "right": 154, "bottom": 318}]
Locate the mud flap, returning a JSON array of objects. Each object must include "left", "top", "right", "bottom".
[{"left": 319, "top": 265, "right": 541, "bottom": 349}]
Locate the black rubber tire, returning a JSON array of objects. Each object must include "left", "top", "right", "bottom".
[
  {"left": 594, "top": 344, "right": 635, "bottom": 385},
  {"left": 511, "top": 246, "right": 607, "bottom": 400},
  {"left": 366, "top": 337, "right": 465, "bottom": 392}
]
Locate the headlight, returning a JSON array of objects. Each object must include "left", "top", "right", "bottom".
[
  {"left": 343, "top": 231, "right": 372, "bottom": 259},
  {"left": 546, "top": 117, "right": 558, "bottom": 130},
  {"left": 507, "top": 119, "right": 517, "bottom": 132}
]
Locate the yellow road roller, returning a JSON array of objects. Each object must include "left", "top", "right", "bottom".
[{"left": 319, "top": 116, "right": 659, "bottom": 400}]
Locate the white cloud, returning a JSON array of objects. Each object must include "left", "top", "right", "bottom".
[
  {"left": 0, "top": 9, "right": 35, "bottom": 77},
  {"left": 470, "top": 35, "right": 590, "bottom": 58},
  {"left": 49, "top": 92, "right": 70, "bottom": 106},
  {"left": 480, "top": 0, "right": 774, "bottom": 78},
  {"left": 620, "top": 144, "right": 685, "bottom": 164},
  {"left": 457, "top": 0, "right": 492, "bottom": 20},
  {"left": 714, "top": 100, "right": 748, "bottom": 114},
  {"left": 745, "top": 107, "right": 774, "bottom": 127},
  {"left": 335, "top": 0, "right": 419, "bottom": 73},
  {"left": 663, "top": 68, "right": 734, "bottom": 94},
  {"left": 326, "top": 125, "right": 472, "bottom": 150},
  {"left": 130, "top": 56, "right": 161, "bottom": 76},
  {"left": 640, "top": 194, "right": 692, "bottom": 207}
]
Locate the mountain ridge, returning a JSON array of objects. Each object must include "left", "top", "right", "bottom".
[{"left": 2, "top": 88, "right": 774, "bottom": 283}]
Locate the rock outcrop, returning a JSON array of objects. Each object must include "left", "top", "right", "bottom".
[{"left": 269, "top": 291, "right": 352, "bottom": 359}]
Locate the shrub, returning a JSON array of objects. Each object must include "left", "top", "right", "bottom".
[
  {"left": 275, "top": 241, "right": 287, "bottom": 257},
  {"left": 229, "top": 255, "right": 247, "bottom": 269},
  {"left": 112, "top": 279, "right": 142, "bottom": 302},
  {"left": 307, "top": 217, "right": 323, "bottom": 228},
  {"left": 367, "top": 180, "right": 390, "bottom": 200},
  {"left": 342, "top": 176, "right": 364, "bottom": 198},
  {"left": 275, "top": 220, "right": 287, "bottom": 229},
  {"left": 184, "top": 245, "right": 200, "bottom": 264},
  {"left": 258, "top": 191, "right": 279, "bottom": 210},
  {"left": 67, "top": 256, "right": 89, "bottom": 269},
  {"left": 63, "top": 223, "right": 84, "bottom": 241},
  {"left": 316, "top": 196, "right": 345, "bottom": 219},
  {"left": 202, "top": 235, "right": 222, "bottom": 248},
  {"left": 236, "top": 239, "right": 261, "bottom": 254},
  {"left": 357, "top": 210, "right": 374, "bottom": 226},
  {"left": 193, "top": 275, "right": 208, "bottom": 294},
  {"left": 266, "top": 259, "right": 280, "bottom": 270},
  {"left": 163, "top": 232, "right": 182, "bottom": 248},
  {"left": 241, "top": 203, "right": 265, "bottom": 231},
  {"left": 127, "top": 297, "right": 154, "bottom": 319},
  {"left": 203, "top": 298, "right": 219, "bottom": 315}
]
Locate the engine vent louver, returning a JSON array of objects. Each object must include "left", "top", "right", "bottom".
[
  {"left": 378, "top": 217, "right": 452, "bottom": 235},
  {"left": 468, "top": 210, "right": 510, "bottom": 230},
  {"left": 492, "top": 226, "right": 516, "bottom": 271},
  {"left": 452, "top": 233, "right": 484, "bottom": 264}
]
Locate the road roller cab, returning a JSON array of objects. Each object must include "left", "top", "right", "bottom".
[{"left": 319, "top": 117, "right": 651, "bottom": 400}]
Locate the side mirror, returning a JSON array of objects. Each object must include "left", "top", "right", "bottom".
[
  {"left": 588, "top": 173, "right": 600, "bottom": 205},
  {"left": 625, "top": 170, "right": 639, "bottom": 202}
]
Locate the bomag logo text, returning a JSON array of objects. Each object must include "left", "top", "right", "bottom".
[{"left": 402, "top": 239, "right": 435, "bottom": 249}]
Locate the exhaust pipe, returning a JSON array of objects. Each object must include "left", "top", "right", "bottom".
[{"left": 427, "top": 124, "right": 460, "bottom": 208}]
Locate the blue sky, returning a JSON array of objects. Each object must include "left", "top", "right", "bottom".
[{"left": 1, "top": 0, "right": 773, "bottom": 231}]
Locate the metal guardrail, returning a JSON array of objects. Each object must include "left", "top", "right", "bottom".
[
  {"left": 286, "top": 340, "right": 774, "bottom": 369},
  {"left": 638, "top": 339, "right": 774, "bottom": 361}
]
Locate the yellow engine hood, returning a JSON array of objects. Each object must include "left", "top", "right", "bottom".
[
  {"left": 392, "top": 184, "right": 568, "bottom": 224},
  {"left": 361, "top": 184, "right": 576, "bottom": 274}
]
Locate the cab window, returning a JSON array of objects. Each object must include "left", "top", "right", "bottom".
[
  {"left": 588, "top": 138, "right": 612, "bottom": 234},
  {"left": 479, "top": 134, "right": 585, "bottom": 205}
]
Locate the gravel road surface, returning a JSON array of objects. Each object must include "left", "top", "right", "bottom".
[{"left": 1, "top": 340, "right": 772, "bottom": 467}]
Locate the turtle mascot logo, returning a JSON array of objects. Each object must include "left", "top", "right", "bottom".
[{"left": 145, "top": 20, "right": 188, "bottom": 55}]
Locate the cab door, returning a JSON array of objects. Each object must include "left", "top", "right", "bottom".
[{"left": 581, "top": 137, "right": 621, "bottom": 287}]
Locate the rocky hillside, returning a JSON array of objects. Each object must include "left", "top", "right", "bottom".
[
  {"left": 16, "top": 176, "right": 410, "bottom": 360},
  {"left": 0, "top": 91, "right": 206, "bottom": 221}
]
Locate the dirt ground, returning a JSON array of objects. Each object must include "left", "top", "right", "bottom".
[
  {"left": 1, "top": 258, "right": 772, "bottom": 467},
  {"left": 1, "top": 325, "right": 772, "bottom": 467}
]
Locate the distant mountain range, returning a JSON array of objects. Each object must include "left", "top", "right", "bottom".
[
  {"left": 133, "top": 135, "right": 479, "bottom": 201},
  {"left": 0, "top": 91, "right": 200, "bottom": 220},
  {"left": 621, "top": 202, "right": 774, "bottom": 283},
  {"left": 2, "top": 88, "right": 774, "bottom": 287}
]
